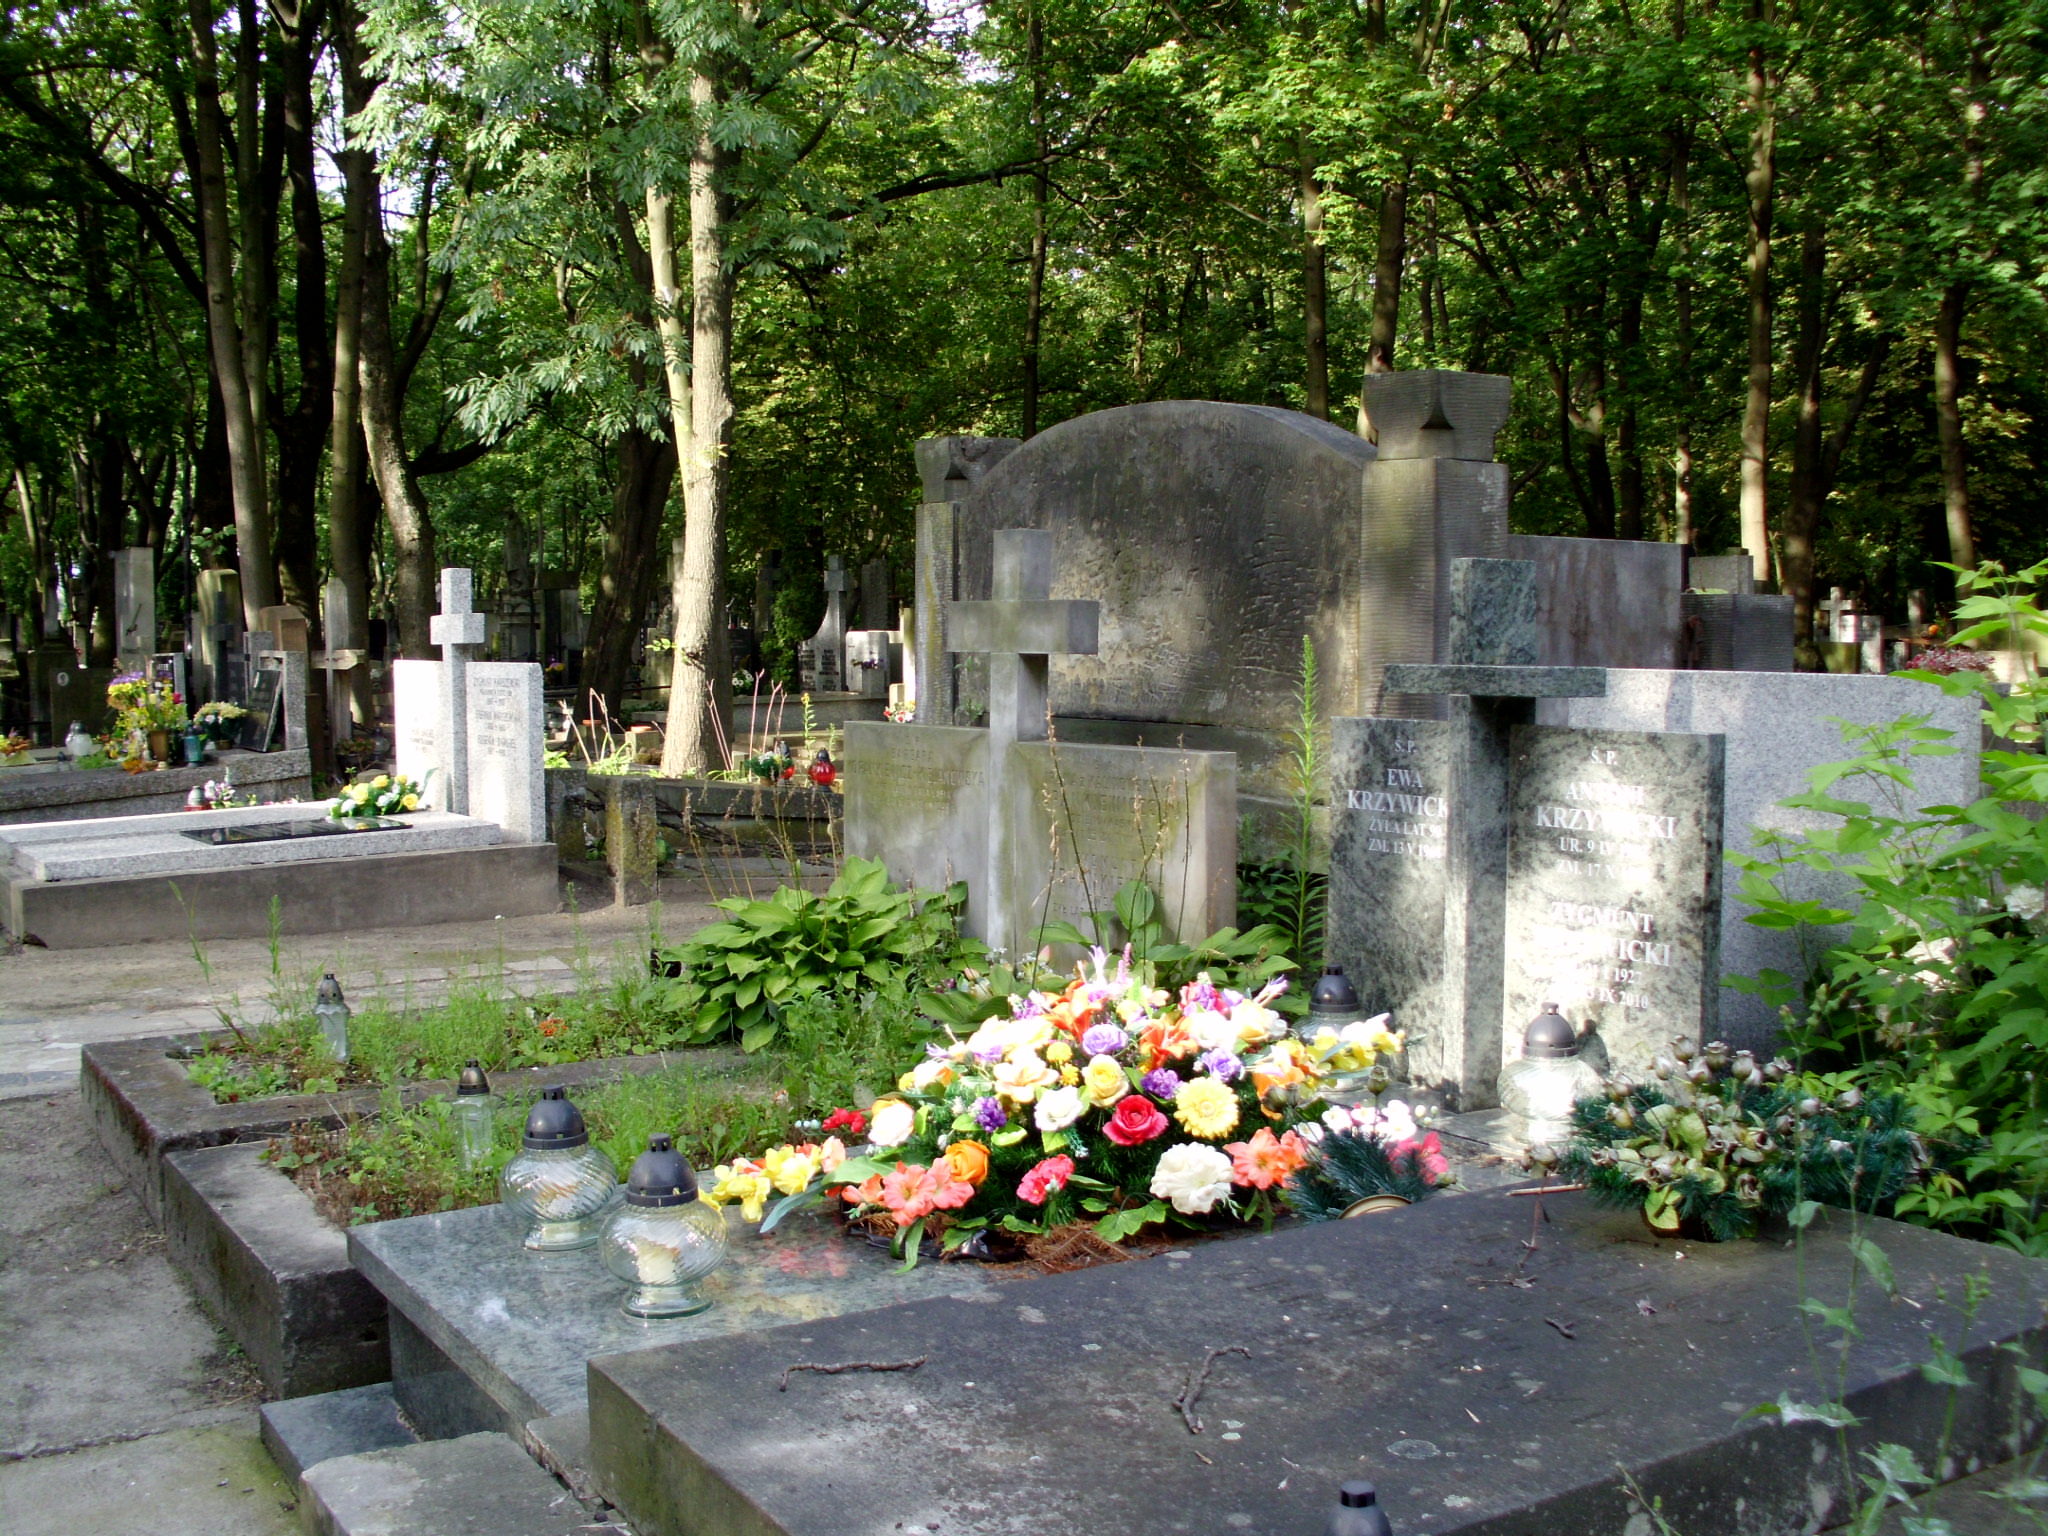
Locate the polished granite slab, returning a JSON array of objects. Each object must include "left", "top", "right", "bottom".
[
  {"left": 349, "top": 1201, "right": 1011, "bottom": 1432},
  {"left": 3, "top": 804, "right": 503, "bottom": 881}
]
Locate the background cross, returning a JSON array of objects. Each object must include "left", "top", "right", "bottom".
[
  {"left": 428, "top": 567, "right": 487, "bottom": 814},
  {"left": 945, "top": 529, "right": 1099, "bottom": 753}
]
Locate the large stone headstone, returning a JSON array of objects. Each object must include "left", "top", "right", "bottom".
[
  {"left": 1549, "top": 670, "right": 1983, "bottom": 1052},
  {"left": 392, "top": 661, "right": 443, "bottom": 804},
  {"left": 796, "top": 558, "right": 850, "bottom": 695},
  {"left": 913, "top": 435, "right": 1019, "bottom": 726},
  {"left": 194, "top": 568, "right": 242, "bottom": 703},
  {"left": 1501, "top": 724, "right": 1725, "bottom": 1076},
  {"left": 464, "top": 662, "right": 545, "bottom": 843}
]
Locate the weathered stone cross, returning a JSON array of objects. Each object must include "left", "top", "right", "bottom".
[
  {"left": 429, "top": 567, "right": 488, "bottom": 814},
  {"left": 943, "top": 528, "right": 1100, "bottom": 950}
]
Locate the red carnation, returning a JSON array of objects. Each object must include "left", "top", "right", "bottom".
[{"left": 1104, "top": 1095, "right": 1169, "bottom": 1147}]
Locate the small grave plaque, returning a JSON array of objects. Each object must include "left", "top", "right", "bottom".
[
  {"left": 1501, "top": 723, "right": 1724, "bottom": 1075},
  {"left": 238, "top": 666, "right": 283, "bottom": 752},
  {"left": 181, "top": 817, "right": 410, "bottom": 847}
]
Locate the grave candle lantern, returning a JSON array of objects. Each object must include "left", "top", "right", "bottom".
[
  {"left": 451, "top": 1059, "right": 495, "bottom": 1171},
  {"left": 312, "top": 973, "right": 351, "bottom": 1062},
  {"left": 499, "top": 1086, "right": 618, "bottom": 1251},
  {"left": 1325, "top": 1481, "right": 1394, "bottom": 1536},
  {"left": 1498, "top": 1004, "right": 1604, "bottom": 1129},
  {"left": 1298, "top": 967, "right": 1380, "bottom": 1106},
  {"left": 599, "top": 1133, "right": 728, "bottom": 1318}
]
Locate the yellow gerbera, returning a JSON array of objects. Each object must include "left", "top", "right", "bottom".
[{"left": 1174, "top": 1076, "right": 1240, "bottom": 1139}]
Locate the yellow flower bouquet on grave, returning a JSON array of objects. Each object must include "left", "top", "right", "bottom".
[
  {"left": 329, "top": 771, "right": 427, "bottom": 820},
  {"left": 0, "top": 731, "right": 30, "bottom": 764}
]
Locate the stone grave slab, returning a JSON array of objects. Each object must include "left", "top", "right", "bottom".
[
  {"left": 260, "top": 1382, "right": 418, "bottom": 1484},
  {"left": 300, "top": 1431, "right": 586, "bottom": 1536},
  {"left": 348, "top": 1201, "right": 1009, "bottom": 1441},
  {"left": 1502, "top": 724, "right": 1725, "bottom": 1076},
  {"left": 587, "top": 1192, "right": 2048, "bottom": 1536},
  {"left": 0, "top": 747, "right": 311, "bottom": 825}
]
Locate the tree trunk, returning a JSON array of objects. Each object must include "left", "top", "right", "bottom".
[
  {"left": 187, "top": 0, "right": 278, "bottom": 628},
  {"left": 1738, "top": 0, "right": 1775, "bottom": 586},
  {"left": 1358, "top": 172, "right": 1407, "bottom": 436},
  {"left": 582, "top": 428, "right": 678, "bottom": 714},
  {"left": 1615, "top": 290, "right": 1645, "bottom": 540},
  {"left": 271, "top": 0, "right": 330, "bottom": 625},
  {"left": 660, "top": 66, "right": 737, "bottom": 775},
  {"left": 1934, "top": 282, "right": 1975, "bottom": 573},
  {"left": 1300, "top": 138, "right": 1328, "bottom": 421},
  {"left": 1785, "top": 221, "right": 1827, "bottom": 668},
  {"left": 1672, "top": 138, "right": 1694, "bottom": 549},
  {"left": 1021, "top": 3, "right": 1048, "bottom": 440},
  {"left": 328, "top": 1, "right": 374, "bottom": 723},
  {"left": 14, "top": 467, "right": 54, "bottom": 638},
  {"left": 358, "top": 212, "right": 436, "bottom": 657}
]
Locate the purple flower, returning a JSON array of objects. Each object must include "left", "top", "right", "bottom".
[
  {"left": 974, "top": 1044, "right": 1005, "bottom": 1064},
  {"left": 973, "top": 1096, "right": 1008, "bottom": 1133},
  {"left": 1080, "top": 1023, "right": 1128, "bottom": 1057},
  {"left": 1198, "top": 1050, "right": 1243, "bottom": 1082},
  {"left": 926, "top": 1043, "right": 954, "bottom": 1061},
  {"left": 1011, "top": 994, "right": 1045, "bottom": 1019},
  {"left": 1141, "top": 1068, "right": 1182, "bottom": 1101}
]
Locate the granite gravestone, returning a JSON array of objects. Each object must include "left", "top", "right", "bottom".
[
  {"left": 464, "top": 662, "right": 545, "bottom": 843},
  {"left": 846, "top": 529, "right": 1235, "bottom": 956},
  {"left": 913, "top": 435, "right": 1019, "bottom": 726},
  {"left": 796, "top": 558, "right": 850, "bottom": 695},
  {"left": 194, "top": 568, "right": 242, "bottom": 703},
  {"left": 1500, "top": 724, "right": 1725, "bottom": 1076},
  {"left": 113, "top": 547, "right": 155, "bottom": 671}
]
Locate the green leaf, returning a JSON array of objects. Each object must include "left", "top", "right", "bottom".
[
  {"left": 759, "top": 1186, "right": 821, "bottom": 1235},
  {"left": 740, "top": 1020, "right": 780, "bottom": 1052},
  {"left": 1744, "top": 1396, "right": 1862, "bottom": 1428},
  {"left": 1849, "top": 1235, "right": 1897, "bottom": 1298},
  {"left": 1787, "top": 1200, "right": 1822, "bottom": 1230},
  {"left": 825, "top": 1155, "right": 894, "bottom": 1186},
  {"left": 896, "top": 1216, "right": 925, "bottom": 1272}
]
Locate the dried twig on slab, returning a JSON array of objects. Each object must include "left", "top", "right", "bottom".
[
  {"left": 1507, "top": 1183, "right": 1586, "bottom": 1197},
  {"left": 1174, "top": 1345, "right": 1251, "bottom": 1434},
  {"left": 779, "top": 1356, "right": 928, "bottom": 1391},
  {"left": 1543, "top": 1317, "right": 1576, "bottom": 1339}
]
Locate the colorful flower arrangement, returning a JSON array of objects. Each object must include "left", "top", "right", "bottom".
[
  {"left": 0, "top": 731, "right": 30, "bottom": 764},
  {"left": 704, "top": 948, "right": 1420, "bottom": 1263},
  {"left": 329, "top": 772, "right": 425, "bottom": 820},
  {"left": 108, "top": 674, "right": 188, "bottom": 738}
]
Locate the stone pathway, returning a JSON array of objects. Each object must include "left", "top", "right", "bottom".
[
  {"left": 0, "top": 873, "right": 729, "bottom": 1099},
  {"left": 0, "top": 1088, "right": 300, "bottom": 1536}
]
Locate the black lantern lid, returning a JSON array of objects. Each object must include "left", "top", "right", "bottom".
[
  {"left": 456, "top": 1059, "right": 491, "bottom": 1096},
  {"left": 1338, "top": 1483, "right": 1382, "bottom": 1509},
  {"left": 522, "top": 1086, "right": 589, "bottom": 1149},
  {"left": 1309, "top": 965, "right": 1361, "bottom": 1018},
  {"left": 625, "top": 1133, "right": 700, "bottom": 1207},
  {"left": 315, "top": 972, "right": 345, "bottom": 1007},
  {"left": 1523, "top": 1004, "right": 1580, "bottom": 1060},
  {"left": 812, "top": 748, "right": 831, "bottom": 763}
]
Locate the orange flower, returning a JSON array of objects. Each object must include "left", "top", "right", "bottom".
[
  {"left": 1045, "top": 980, "right": 1097, "bottom": 1040},
  {"left": 839, "top": 1173, "right": 885, "bottom": 1207},
  {"left": 536, "top": 1015, "right": 566, "bottom": 1037},
  {"left": 1225, "top": 1128, "right": 1308, "bottom": 1190},
  {"left": 942, "top": 1140, "right": 991, "bottom": 1186},
  {"left": 1136, "top": 1017, "right": 1197, "bottom": 1071}
]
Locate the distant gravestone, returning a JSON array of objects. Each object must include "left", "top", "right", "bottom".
[
  {"left": 114, "top": 547, "right": 155, "bottom": 671},
  {"left": 1500, "top": 724, "right": 1725, "bottom": 1078},
  {"left": 194, "top": 568, "right": 242, "bottom": 704},
  {"left": 797, "top": 558, "right": 851, "bottom": 695},
  {"left": 238, "top": 664, "right": 284, "bottom": 752},
  {"left": 256, "top": 604, "right": 311, "bottom": 655}
]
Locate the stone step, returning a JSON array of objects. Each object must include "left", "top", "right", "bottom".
[
  {"left": 300, "top": 1431, "right": 593, "bottom": 1536},
  {"left": 260, "top": 1381, "right": 416, "bottom": 1485}
]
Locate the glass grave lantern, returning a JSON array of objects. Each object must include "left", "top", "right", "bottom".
[
  {"left": 1297, "top": 966, "right": 1384, "bottom": 1106},
  {"left": 1498, "top": 1004, "right": 1605, "bottom": 1131},
  {"left": 451, "top": 1060, "right": 495, "bottom": 1172},
  {"left": 312, "top": 973, "right": 351, "bottom": 1062},
  {"left": 599, "top": 1134, "right": 729, "bottom": 1318},
  {"left": 499, "top": 1086, "right": 618, "bottom": 1251}
]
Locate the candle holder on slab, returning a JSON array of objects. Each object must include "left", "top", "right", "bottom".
[
  {"left": 499, "top": 1087, "right": 618, "bottom": 1251},
  {"left": 599, "top": 1134, "right": 728, "bottom": 1318}
]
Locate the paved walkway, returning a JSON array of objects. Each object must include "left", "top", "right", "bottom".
[{"left": 0, "top": 872, "right": 753, "bottom": 1099}]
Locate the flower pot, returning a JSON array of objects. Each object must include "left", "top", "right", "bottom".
[{"left": 147, "top": 730, "right": 170, "bottom": 762}]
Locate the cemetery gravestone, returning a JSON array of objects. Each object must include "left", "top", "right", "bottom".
[
  {"left": 429, "top": 569, "right": 487, "bottom": 814},
  {"left": 194, "top": 567, "right": 242, "bottom": 703},
  {"left": 114, "top": 547, "right": 155, "bottom": 671},
  {"left": 1500, "top": 724, "right": 1725, "bottom": 1076},
  {"left": 797, "top": 557, "right": 851, "bottom": 695},
  {"left": 913, "top": 435, "right": 1019, "bottom": 725},
  {"left": 256, "top": 603, "right": 311, "bottom": 655},
  {"left": 464, "top": 663, "right": 545, "bottom": 843}
]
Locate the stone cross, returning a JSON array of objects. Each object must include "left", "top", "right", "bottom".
[
  {"left": 430, "top": 567, "right": 487, "bottom": 814},
  {"left": 113, "top": 547, "right": 155, "bottom": 673},
  {"left": 944, "top": 529, "right": 1100, "bottom": 950},
  {"left": 1817, "top": 588, "right": 1856, "bottom": 643}
]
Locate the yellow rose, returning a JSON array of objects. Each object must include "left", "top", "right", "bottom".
[
  {"left": 942, "top": 1140, "right": 990, "bottom": 1186},
  {"left": 400, "top": 794, "right": 420, "bottom": 810},
  {"left": 764, "top": 1144, "right": 820, "bottom": 1196},
  {"left": 868, "top": 1098, "right": 918, "bottom": 1147},
  {"left": 706, "top": 1166, "right": 771, "bottom": 1222},
  {"left": 1174, "top": 1076, "right": 1240, "bottom": 1139},
  {"left": 372, "top": 774, "right": 390, "bottom": 789},
  {"left": 910, "top": 1059, "right": 954, "bottom": 1092},
  {"left": 1082, "top": 1054, "right": 1128, "bottom": 1109}
]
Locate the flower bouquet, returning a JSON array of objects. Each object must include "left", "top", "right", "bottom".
[
  {"left": 1560, "top": 1040, "right": 1926, "bottom": 1242},
  {"left": 706, "top": 949, "right": 1403, "bottom": 1266},
  {"left": 1281, "top": 1099, "right": 1453, "bottom": 1219},
  {"left": 0, "top": 731, "right": 30, "bottom": 765},
  {"left": 193, "top": 700, "right": 248, "bottom": 743},
  {"left": 329, "top": 772, "right": 425, "bottom": 820}
]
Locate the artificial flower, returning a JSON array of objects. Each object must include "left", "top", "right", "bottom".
[
  {"left": 972, "top": 1097, "right": 1008, "bottom": 1133},
  {"left": 1226, "top": 1127, "right": 1307, "bottom": 1190},
  {"left": 707, "top": 1162, "right": 773, "bottom": 1222},
  {"left": 1149, "top": 1143, "right": 1235, "bottom": 1214},
  {"left": 908, "top": 1058, "right": 955, "bottom": 1092},
  {"left": 1046, "top": 1040, "right": 1074, "bottom": 1065},
  {"left": 1035, "top": 1085, "right": 1085, "bottom": 1133},
  {"left": 820, "top": 1135, "right": 848, "bottom": 1174},
  {"left": 1059, "top": 1065, "right": 1080, "bottom": 1086},
  {"left": 1017, "top": 1154, "right": 1075, "bottom": 1206},
  {"left": 1228, "top": 998, "right": 1284, "bottom": 1045},
  {"left": 764, "top": 1143, "right": 821, "bottom": 1196},
  {"left": 1141, "top": 1068, "right": 1183, "bottom": 1101},
  {"left": 1197, "top": 1049, "right": 1243, "bottom": 1083},
  {"left": 1249, "top": 1039, "right": 1314, "bottom": 1104},
  {"left": 942, "top": 1140, "right": 990, "bottom": 1186},
  {"left": 1390, "top": 1131, "right": 1451, "bottom": 1185},
  {"left": 372, "top": 774, "right": 389, "bottom": 789},
  {"left": 821, "top": 1108, "right": 868, "bottom": 1138},
  {"left": 1184, "top": 1007, "right": 1238, "bottom": 1054},
  {"left": 1081, "top": 1054, "right": 1129, "bottom": 1109},
  {"left": 1080, "top": 1022, "right": 1128, "bottom": 1057},
  {"left": 838, "top": 1173, "right": 885, "bottom": 1208},
  {"left": 992, "top": 1051, "right": 1052, "bottom": 1104},
  {"left": 1104, "top": 1094, "right": 1169, "bottom": 1146},
  {"left": 400, "top": 795, "right": 420, "bottom": 810},
  {"left": 1174, "top": 1076, "right": 1240, "bottom": 1139},
  {"left": 869, "top": 1099, "right": 917, "bottom": 1148}
]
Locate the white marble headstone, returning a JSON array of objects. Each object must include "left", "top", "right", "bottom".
[
  {"left": 393, "top": 660, "right": 446, "bottom": 806},
  {"left": 465, "top": 662, "right": 545, "bottom": 843}
]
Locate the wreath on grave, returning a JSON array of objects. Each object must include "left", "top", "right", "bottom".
[{"left": 700, "top": 949, "right": 1417, "bottom": 1266}]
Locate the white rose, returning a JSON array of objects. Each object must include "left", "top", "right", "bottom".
[
  {"left": 2007, "top": 883, "right": 2046, "bottom": 923},
  {"left": 1148, "top": 1142, "right": 1236, "bottom": 1215},
  {"left": 1184, "top": 1008, "right": 1237, "bottom": 1053},
  {"left": 868, "top": 1099, "right": 917, "bottom": 1148},
  {"left": 1034, "top": 1085, "right": 1084, "bottom": 1134},
  {"left": 1229, "top": 1000, "right": 1282, "bottom": 1044}
]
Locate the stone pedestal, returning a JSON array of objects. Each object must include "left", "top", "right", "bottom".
[{"left": 604, "top": 774, "right": 658, "bottom": 906}]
